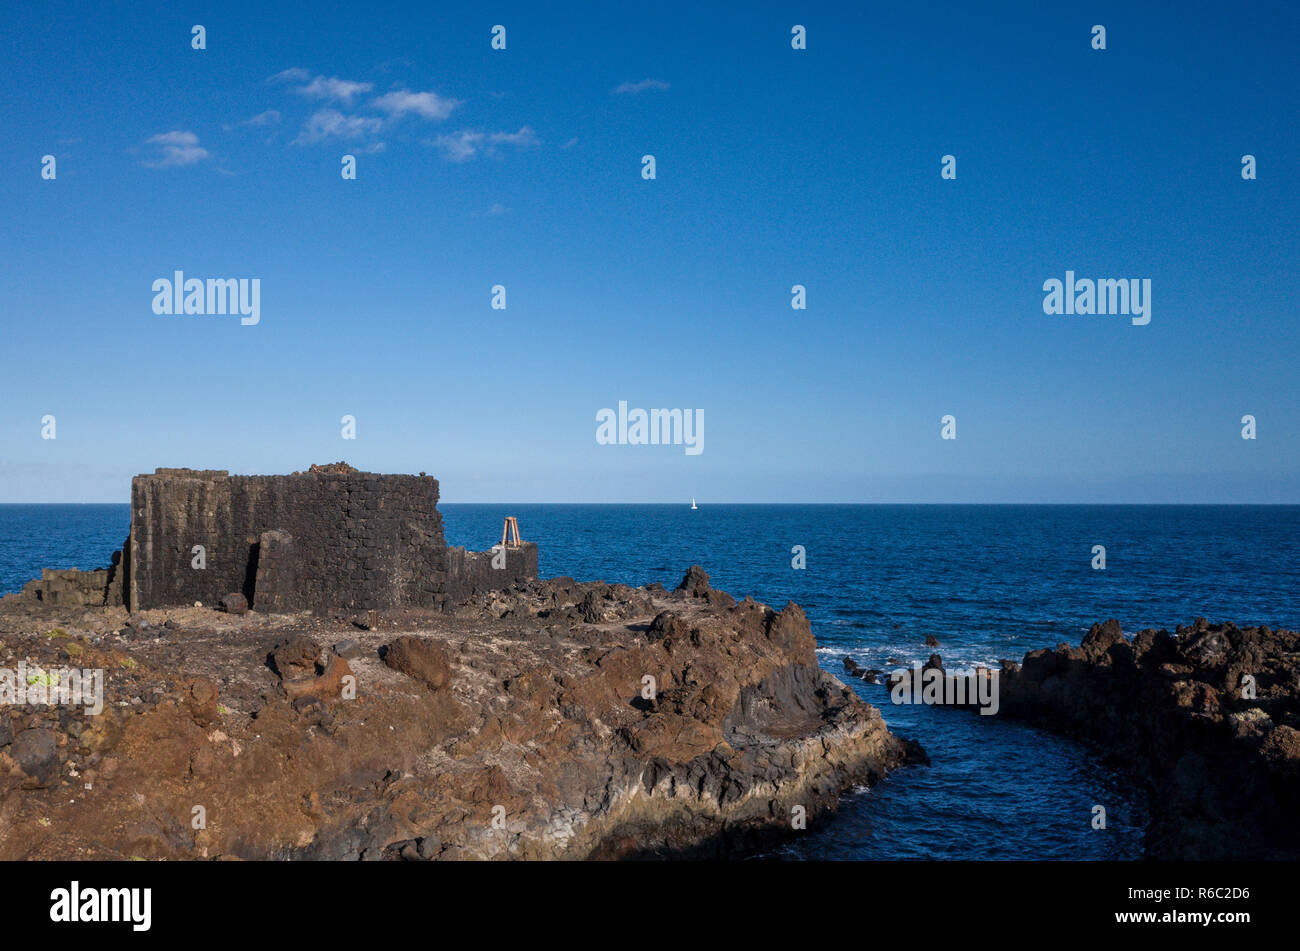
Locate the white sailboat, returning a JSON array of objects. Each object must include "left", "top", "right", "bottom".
[{"left": 690, "top": 497, "right": 698, "bottom": 510}]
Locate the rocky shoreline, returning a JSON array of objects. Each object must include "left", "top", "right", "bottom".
[
  {"left": 995, "top": 618, "right": 1300, "bottom": 859},
  {"left": 0, "top": 566, "right": 922, "bottom": 860}
]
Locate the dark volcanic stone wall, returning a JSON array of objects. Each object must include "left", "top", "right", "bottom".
[
  {"left": 128, "top": 469, "right": 449, "bottom": 612},
  {"left": 445, "top": 543, "right": 539, "bottom": 604}
]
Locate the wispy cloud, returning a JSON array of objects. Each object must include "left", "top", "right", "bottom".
[
  {"left": 268, "top": 70, "right": 460, "bottom": 147},
  {"left": 270, "top": 69, "right": 374, "bottom": 105},
  {"left": 371, "top": 89, "right": 460, "bottom": 120},
  {"left": 490, "top": 127, "right": 538, "bottom": 147},
  {"left": 268, "top": 67, "right": 312, "bottom": 83},
  {"left": 427, "top": 126, "right": 539, "bottom": 162},
  {"left": 294, "top": 109, "right": 384, "bottom": 144},
  {"left": 231, "top": 109, "right": 281, "bottom": 130},
  {"left": 142, "top": 131, "right": 210, "bottom": 168},
  {"left": 612, "top": 78, "right": 670, "bottom": 94},
  {"left": 297, "top": 76, "right": 374, "bottom": 104}
]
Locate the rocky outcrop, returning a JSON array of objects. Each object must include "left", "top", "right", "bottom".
[
  {"left": 0, "top": 560, "right": 126, "bottom": 609},
  {"left": 998, "top": 618, "right": 1300, "bottom": 859},
  {"left": 0, "top": 565, "right": 921, "bottom": 860}
]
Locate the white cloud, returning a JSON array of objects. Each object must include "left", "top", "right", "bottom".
[
  {"left": 294, "top": 109, "right": 384, "bottom": 144},
  {"left": 269, "top": 70, "right": 373, "bottom": 104},
  {"left": 371, "top": 89, "right": 460, "bottom": 120},
  {"left": 612, "top": 78, "right": 670, "bottom": 94},
  {"left": 296, "top": 75, "right": 374, "bottom": 104},
  {"left": 142, "top": 131, "right": 211, "bottom": 168},
  {"left": 242, "top": 109, "right": 281, "bottom": 127},
  {"left": 268, "top": 67, "right": 312, "bottom": 83},
  {"left": 488, "top": 203, "right": 508, "bottom": 215},
  {"left": 429, "top": 130, "right": 482, "bottom": 162},
  {"left": 223, "top": 110, "right": 282, "bottom": 133},
  {"left": 490, "top": 127, "right": 538, "bottom": 147},
  {"left": 427, "top": 126, "right": 539, "bottom": 162}
]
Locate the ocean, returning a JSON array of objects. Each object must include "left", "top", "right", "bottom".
[{"left": 4, "top": 502, "right": 1298, "bottom": 860}]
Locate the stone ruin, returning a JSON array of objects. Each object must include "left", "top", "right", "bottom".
[{"left": 7, "top": 466, "right": 538, "bottom": 613}]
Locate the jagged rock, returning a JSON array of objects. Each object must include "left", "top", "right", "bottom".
[
  {"left": 902, "top": 738, "right": 930, "bottom": 765},
  {"left": 271, "top": 635, "right": 324, "bottom": 681},
  {"left": 271, "top": 635, "right": 353, "bottom": 701},
  {"left": 998, "top": 619, "right": 1300, "bottom": 859},
  {"left": 578, "top": 590, "right": 604, "bottom": 623},
  {"left": 924, "top": 634, "right": 939, "bottom": 647},
  {"left": 765, "top": 602, "right": 817, "bottom": 666},
  {"left": 1081, "top": 618, "right": 1124, "bottom": 654},
  {"left": 0, "top": 566, "right": 919, "bottom": 861},
  {"left": 675, "top": 565, "right": 712, "bottom": 598},
  {"left": 647, "top": 611, "right": 689, "bottom": 645},
  {"left": 706, "top": 589, "right": 737, "bottom": 610}
]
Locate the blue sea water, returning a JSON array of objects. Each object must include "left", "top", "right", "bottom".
[{"left": 4, "top": 502, "right": 1299, "bottom": 860}]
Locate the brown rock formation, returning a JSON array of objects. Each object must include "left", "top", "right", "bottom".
[
  {"left": 0, "top": 566, "right": 920, "bottom": 860},
  {"left": 998, "top": 618, "right": 1300, "bottom": 859}
]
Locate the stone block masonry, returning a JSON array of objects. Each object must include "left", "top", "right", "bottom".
[
  {"left": 128, "top": 468, "right": 451, "bottom": 612},
  {"left": 444, "top": 543, "right": 540, "bottom": 604},
  {"left": 127, "top": 467, "right": 537, "bottom": 613}
]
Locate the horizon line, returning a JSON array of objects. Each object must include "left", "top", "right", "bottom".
[{"left": 3, "top": 500, "right": 1300, "bottom": 507}]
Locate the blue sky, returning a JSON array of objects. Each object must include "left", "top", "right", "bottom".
[{"left": 2, "top": 0, "right": 1297, "bottom": 502}]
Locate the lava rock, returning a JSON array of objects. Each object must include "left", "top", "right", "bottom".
[
  {"left": 217, "top": 593, "right": 249, "bottom": 615},
  {"left": 182, "top": 676, "right": 220, "bottom": 727},
  {"left": 11, "top": 728, "right": 59, "bottom": 787},
  {"left": 675, "top": 565, "right": 712, "bottom": 598},
  {"left": 332, "top": 638, "right": 364, "bottom": 659},
  {"left": 579, "top": 590, "right": 604, "bottom": 624},
  {"left": 647, "top": 611, "right": 689, "bottom": 646},
  {"left": 1081, "top": 618, "right": 1124, "bottom": 653},
  {"left": 271, "top": 636, "right": 325, "bottom": 680},
  {"left": 765, "top": 602, "right": 817, "bottom": 665},
  {"left": 383, "top": 636, "right": 451, "bottom": 691}
]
